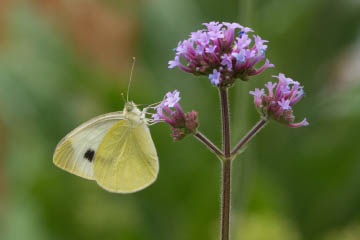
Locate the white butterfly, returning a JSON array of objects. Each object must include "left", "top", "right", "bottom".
[{"left": 53, "top": 59, "right": 159, "bottom": 193}]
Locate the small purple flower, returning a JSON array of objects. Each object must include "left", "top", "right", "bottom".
[
  {"left": 175, "top": 41, "right": 187, "bottom": 56},
  {"left": 221, "top": 54, "right": 233, "bottom": 70},
  {"left": 232, "top": 51, "right": 246, "bottom": 63},
  {"left": 152, "top": 105, "right": 164, "bottom": 121},
  {"left": 274, "top": 73, "right": 295, "bottom": 86},
  {"left": 265, "top": 81, "right": 277, "bottom": 97},
  {"left": 249, "top": 88, "right": 265, "bottom": 97},
  {"left": 153, "top": 90, "right": 199, "bottom": 141},
  {"left": 249, "top": 73, "right": 308, "bottom": 128},
  {"left": 190, "top": 30, "right": 204, "bottom": 42},
  {"left": 208, "top": 30, "right": 224, "bottom": 41},
  {"left": 278, "top": 99, "right": 291, "bottom": 110},
  {"left": 254, "top": 59, "right": 275, "bottom": 75},
  {"left": 205, "top": 45, "right": 217, "bottom": 53},
  {"left": 168, "top": 56, "right": 180, "bottom": 69},
  {"left": 236, "top": 34, "right": 251, "bottom": 49},
  {"left": 223, "top": 22, "right": 243, "bottom": 30},
  {"left": 209, "top": 69, "right": 221, "bottom": 85},
  {"left": 164, "top": 90, "right": 181, "bottom": 107},
  {"left": 249, "top": 88, "right": 265, "bottom": 107},
  {"left": 198, "top": 33, "right": 210, "bottom": 46},
  {"left": 168, "top": 21, "right": 274, "bottom": 86},
  {"left": 242, "top": 27, "right": 254, "bottom": 33},
  {"left": 203, "top": 21, "right": 223, "bottom": 32},
  {"left": 254, "top": 35, "right": 268, "bottom": 54},
  {"left": 195, "top": 45, "right": 205, "bottom": 55},
  {"left": 288, "top": 118, "right": 309, "bottom": 128}
]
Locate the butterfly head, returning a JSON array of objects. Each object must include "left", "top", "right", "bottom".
[
  {"left": 124, "top": 101, "right": 143, "bottom": 123},
  {"left": 124, "top": 101, "right": 136, "bottom": 112}
]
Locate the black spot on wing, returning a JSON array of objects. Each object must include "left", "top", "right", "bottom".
[{"left": 84, "top": 149, "right": 95, "bottom": 162}]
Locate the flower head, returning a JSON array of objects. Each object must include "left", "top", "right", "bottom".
[
  {"left": 168, "top": 21, "right": 274, "bottom": 86},
  {"left": 152, "top": 90, "right": 199, "bottom": 140},
  {"left": 249, "top": 73, "right": 308, "bottom": 128}
]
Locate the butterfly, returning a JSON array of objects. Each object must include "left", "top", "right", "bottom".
[{"left": 53, "top": 59, "right": 159, "bottom": 193}]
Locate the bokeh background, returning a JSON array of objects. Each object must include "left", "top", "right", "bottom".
[{"left": 0, "top": 0, "right": 360, "bottom": 240}]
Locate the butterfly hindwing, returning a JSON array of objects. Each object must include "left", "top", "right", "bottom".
[
  {"left": 93, "top": 120, "right": 159, "bottom": 193},
  {"left": 53, "top": 112, "right": 124, "bottom": 179}
]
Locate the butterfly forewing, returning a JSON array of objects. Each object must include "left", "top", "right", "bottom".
[
  {"left": 53, "top": 112, "right": 124, "bottom": 179},
  {"left": 93, "top": 120, "right": 159, "bottom": 193}
]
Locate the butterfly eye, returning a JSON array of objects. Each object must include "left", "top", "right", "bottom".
[{"left": 126, "top": 104, "right": 134, "bottom": 112}]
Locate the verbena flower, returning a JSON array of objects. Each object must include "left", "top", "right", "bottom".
[
  {"left": 250, "top": 73, "right": 309, "bottom": 128},
  {"left": 152, "top": 90, "right": 198, "bottom": 140},
  {"left": 168, "top": 21, "right": 274, "bottom": 86}
]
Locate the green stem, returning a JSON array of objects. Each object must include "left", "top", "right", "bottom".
[
  {"left": 219, "top": 87, "right": 231, "bottom": 240},
  {"left": 231, "top": 119, "right": 268, "bottom": 157},
  {"left": 194, "top": 131, "right": 224, "bottom": 157}
]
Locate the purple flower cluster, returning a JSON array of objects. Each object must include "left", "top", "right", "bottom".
[
  {"left": 250, "top": 73, "right": 309, "bottom": 128},
  {"left": 168, "top": 21, "right": 274, "bottom": 86},
  {"left": 153, "top": 90, "right": 198, "bottom": 140}
]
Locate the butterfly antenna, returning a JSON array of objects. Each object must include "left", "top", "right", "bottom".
[
  {"left": 120, "top": 93, "right": 126, "bottom": 104},
  {"left": 127, "top": 57, "right": 136, "bottom": 102}
]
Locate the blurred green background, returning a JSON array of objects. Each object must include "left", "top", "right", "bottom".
[{"left": 1, "top": 0, "right": 360, "bottom": 240}]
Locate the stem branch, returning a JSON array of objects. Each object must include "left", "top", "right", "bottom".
[
  {"left": 194, "top": 131, "right": 224, "bottom": 157},
  {"left": 231, "top": 119, "right": 268, "bottom": 157}
]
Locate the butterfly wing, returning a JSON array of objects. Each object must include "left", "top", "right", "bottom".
[
  {"left": 53, "top": 112, "right": 124, "bottom": 179},
  {"left": 93, "top": 120, "right": 159, "bottom": 193}
]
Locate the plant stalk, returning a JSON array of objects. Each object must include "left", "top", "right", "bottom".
[
  {"left": 194, "top": 131, "right": 224, "bottom": 157},
  {"left": 219, "top": 87, "right": 231, "bottom": 240},
  {"left": 231, "top": 119, "right": 268, "bottom": 157}
]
